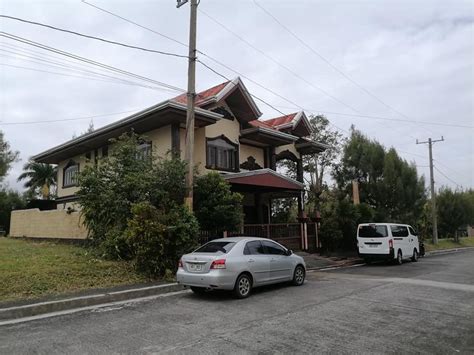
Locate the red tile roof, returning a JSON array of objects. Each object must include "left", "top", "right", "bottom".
[
  {"left": 173, "top": 81, "right": 229, "bottom": 106},
  {"left": 263, "top": 113, "right": 298, "bottom": 128},
  {"left": 248, "top": 120, "right": 273, "bottom": 129}
]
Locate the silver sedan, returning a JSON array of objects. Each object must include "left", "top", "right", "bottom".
[{"left": 176, "top": 237, "right": 306, "bottom": 298}]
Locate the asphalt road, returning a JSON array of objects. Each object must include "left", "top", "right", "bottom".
[{"left": 1, "top": 249, "right": 474, "bottom": 354}]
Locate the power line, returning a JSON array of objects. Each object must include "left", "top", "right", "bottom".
[
  {"left": 252, "top": 1, "right": 447, "bottom": 135},
  {"left": 197, "top": 59, "right": 286, "bottom": 116},
  {"left": 271, "top": 104, "right": 473, "bottom": 129},
  {"left": 0, "top": 109, "right": 141, "bottom": 125},
  {"left": 0, "top": 14, "right": 188, "bottom": 58},
  {"left": 0, "top": 47, "right": 178, "bottom": 92},
  {"left": 199, "top": 8, "right": 363, "bottom": 115},
  {"left": 434, "top": 166, "right": 462, "bottom": 188},
  {"left": 0, "top": 31, "right": 185, "bottom": 92},
  {"left": 81, "top": 0, "right": 188, "bottom": 47},
  {"left": 79, "top": 0, "right": 358, "bottom": 136}
]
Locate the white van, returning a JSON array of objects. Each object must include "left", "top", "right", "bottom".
[{"left": 357, "top": 223, "right": 420, "bottom": 265}]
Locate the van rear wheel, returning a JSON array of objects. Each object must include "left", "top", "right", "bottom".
[
  {"left": 411, "top": 249, "right": 419, "bottom": 262},
  {"left": 395, "top": 250, "right": 403, "bottom": 265}
]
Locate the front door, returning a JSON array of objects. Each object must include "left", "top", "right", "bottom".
[{"left": 262, "top": 240, "right": 293, "bottom": 282}]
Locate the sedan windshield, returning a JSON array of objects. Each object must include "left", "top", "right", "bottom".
[
  {"left": 194, "top": 241, "right": 236, "bottom": 253},
  {"left": 358, "top": 225, "right": 388, "bottom": 238}
]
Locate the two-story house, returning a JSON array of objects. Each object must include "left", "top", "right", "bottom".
[{"left": 11, "top": 77, "right": 327, "bottom": 250}]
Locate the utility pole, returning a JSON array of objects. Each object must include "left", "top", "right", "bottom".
[
  {"left": 416, "top": 136, "right": 444, "bottom": 244},
  {"left": 177, "top": 0, "right": 198, "bottom": 211}
]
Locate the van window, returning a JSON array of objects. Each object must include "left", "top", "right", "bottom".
[
  {"left": 358, "top": 225, "right": 388, "bottom": 238},
  {"left": 391, "top": 225, "right": 409, "bottom": 237},
  {"left": 409, "top": 227, "right": 417, "bottom": 236}
]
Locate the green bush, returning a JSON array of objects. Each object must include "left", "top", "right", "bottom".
[
  {"left": 126, "top": 202, "right": 199, "bottom": 277},
  {"left": 194, "top": 172, "right": 243, "bottom": 234}
]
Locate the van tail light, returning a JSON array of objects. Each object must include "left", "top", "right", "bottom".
[
  {"left": 389, "top": 239, "right": 393, "bottom": 248},
  {"left": 178, "top": 259, "right": 183, "bottom": 268},
  {"left": 210, "top": 259, "right": 226, "bottom": 269}
]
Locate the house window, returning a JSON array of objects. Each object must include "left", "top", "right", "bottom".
[
  {"left": 136, "top": 141, "right": 152, "bottom": 160},
  {"left": 206, "top": 136, "right": 238, "bottom": 171},
  {"left": 63, "top": 160, "right": 79, "bottom": 187}
]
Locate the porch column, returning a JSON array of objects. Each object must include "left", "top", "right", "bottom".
[
  {"left": 296, "top": 158, "right": 304, "bottom": 183},
  {"left": 269, "top": 147, "right": 276, "bottom": 171},
  {"left": 255, "top": 193, "right": 263, "bottom": 224}
]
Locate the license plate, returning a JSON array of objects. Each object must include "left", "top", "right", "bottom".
[
  {"left": 368, "top": 244, "right": 378, "bottom": 248},
  {"left": 188, "top": 263, "right": 202, "bottom": 272}
]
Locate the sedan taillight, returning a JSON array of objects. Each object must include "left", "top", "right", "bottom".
[{"left": 210, "top": 259, "right": 226, "bottom": 269}]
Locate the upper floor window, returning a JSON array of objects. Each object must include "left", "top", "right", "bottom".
[
  {"left": 63, "top": 160, "right": 79, "bottom": 187},
  {"left": 136, "top": 141, "right": 152, "bottom": 160},
  {"left": 206, "top": 136, "right": 238, "bottom": 172}
]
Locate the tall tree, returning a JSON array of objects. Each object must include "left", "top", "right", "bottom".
[
  {"left": 278, "top": 115, "right": 344, "bottom": 210},
  {"left": 437, "top": 188, "right": 474, "bottom": 241},
  {"left": 0, "top": 188, "right": 25, "bottom": 233},
  {"left": 334, "top": 128, "right": 426, "bottom": 225},
  {"left": 304, "top": 115, "right": 345, "bottom": 209},
  {"left": 17, "top": 161, "right": 57, "bottom": 199},
  {"left": 0, "top": 131, "right": 19, "bottom": 182}
]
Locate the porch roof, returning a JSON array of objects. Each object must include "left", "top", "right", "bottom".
[{"left": 222, "top": 169, "right": 304, "bottom": 192}]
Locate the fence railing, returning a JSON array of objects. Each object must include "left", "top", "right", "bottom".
[{"left": 199, "top": 223, "right": 304, "bottom": 250}]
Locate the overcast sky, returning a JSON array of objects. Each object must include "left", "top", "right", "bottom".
[{"left": 1, "top": 0, "right": 473, "bottom": 192}]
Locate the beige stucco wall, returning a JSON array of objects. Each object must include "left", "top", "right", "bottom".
[
  {"left": 10, "top": 209, "right": 88, "bottom": 239},
  {"left": 275, "top": 144, "right": 301, "bottom": 159},
  {"left": 240, "top": 144, "right": 264, "bottom": 168},
  {"left": 147, "top": 125, "right": 172, "bottom": 159},
  {"left": 205, "top": 117, "right": 240, "bottom": 143}
]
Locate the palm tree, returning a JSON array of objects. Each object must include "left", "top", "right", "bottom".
[{"left": 18, "top": 161, "right": 57, "bottom": 200}]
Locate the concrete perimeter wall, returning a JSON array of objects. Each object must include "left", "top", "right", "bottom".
[{"left": 10, "top": 209, "right": 88, "bottom": 239}]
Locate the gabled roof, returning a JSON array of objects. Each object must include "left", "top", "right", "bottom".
[
  {"left": 173, "top": 77, "right": 262, "bottom": 121},
  {"left": 262, "top": 111, "right": 312, "bottom": 137},
  {"left": 173, "top": 81, "right": 230, "bottom": 106}
]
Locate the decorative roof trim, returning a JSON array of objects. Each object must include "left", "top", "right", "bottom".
[{"left": 198, "top": 77, "right": 262, "bottom": 118}]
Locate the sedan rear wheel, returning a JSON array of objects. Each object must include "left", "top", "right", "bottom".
[
  {"left": 292, "top": 265, "right": 305, "bottom": 286},
  {"left": 233, "top": 274, "right": 252, "bottom": 299}
]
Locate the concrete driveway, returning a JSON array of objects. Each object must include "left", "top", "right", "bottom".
[{"left": 1, "top": 249, "right": 473, "bottom": 354}]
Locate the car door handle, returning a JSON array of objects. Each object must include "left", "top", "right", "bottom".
[{"left": 248, "top": 259, "right": 255, "bottom": 263}]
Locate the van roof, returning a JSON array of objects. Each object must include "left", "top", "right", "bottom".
[{"left": 358, "top": 223, "right": 413, "bottom": 227}]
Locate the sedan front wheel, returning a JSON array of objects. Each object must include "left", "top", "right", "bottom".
[{"left": 292, "top": 265, "right": 305, "bottom": 286}]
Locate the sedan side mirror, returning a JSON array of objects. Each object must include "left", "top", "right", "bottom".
[{"left": 286, "top": 249, "right": 293, "bottom": 256}]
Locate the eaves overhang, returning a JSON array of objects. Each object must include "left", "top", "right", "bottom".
[
  {"left": 33, "top": 100, "right": 223, "bottom": 164},
  {"left": 240, "top": 127, "right": 298, "bottom": 147}
]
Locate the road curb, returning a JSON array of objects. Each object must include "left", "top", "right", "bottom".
[
  {"left": 0, "top": 283, "right": 184, "bottom": 321},
  {"left": 307, "top": 258, "right": 364, "bottom": 271},
  {"left": 425, "top": 246, "right": 474, "bottom": 257}
]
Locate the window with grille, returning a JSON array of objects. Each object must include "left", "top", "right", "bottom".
[
  {"left": 136, "top": 141, "right": 152, "bottom": 160},
  {"left": 206, "top": 136, "right": 238, "bottom": 171},
  {"left": 63, "top": 161, "right": 79, "bottom": 187}
]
